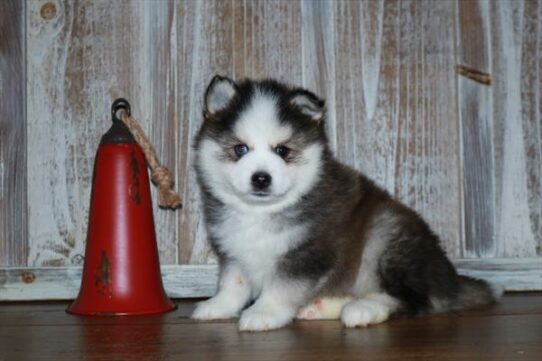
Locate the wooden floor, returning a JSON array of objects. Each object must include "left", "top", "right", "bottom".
[{"left": 1, "top": 293, "right": 541, "bottom": 361}]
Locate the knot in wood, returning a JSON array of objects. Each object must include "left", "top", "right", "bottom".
[
  {"left": 21, "top": 271, "right": 36, "bottom": 284},
  {"left": 40, "top": 2, "right": 57, "bottom": 20}
]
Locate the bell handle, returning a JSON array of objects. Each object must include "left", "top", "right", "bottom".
[{"left": 111, "top": 98, "right": 131, "bottom": 123}]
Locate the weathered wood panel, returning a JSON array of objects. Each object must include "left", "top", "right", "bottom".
[
  {"left": 175, "top": 0, "right": 235, "bottom": 265},
  {"left": 301, "top": 0, "right": 337, "bottom": 151},
  {"left": 458, "top": 0, "right": 542, "bottom": 258},
  {"left": 0, "top": 265, "right": 219, "bottom": 301},
  {"left": 457, "top": 0, "right": 495, "bottom": 258},
  {"left": 26, "top": 0, "right": 178, "bottom": 266},
  {"left": 490, "top": 0, "right": 542, "bottom": 257},
  {"left": 232, "top": 0, "right": 303, "bottom": 83},
  {"left": 0, "top": 0, "right": 27, "bottom": 266},
  {"left": 304, "top": 0, "right": 461, "bottom": 257},
  {"left": 382, "top": 0, "right": 461, "bottom": 257},
  {"left": 139, "top": 1, "right": 179, "bottom": 265}
]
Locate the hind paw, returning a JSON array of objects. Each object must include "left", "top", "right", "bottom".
[
  {"left": 341, "top": 294, "right": 398, "bottom": 328},
  {"left": 297, "top": 299, "right": 324, "bottom": 320},
  {"left": 297, "top": 297, "right": 352, "bottom": 320}
]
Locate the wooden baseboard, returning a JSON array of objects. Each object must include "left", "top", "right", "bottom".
[
  {"left": 0, "top": 259, "right": 540, "bottom": 301},
  {"left": 454, "top": 258, "right": 542, "bottom": 291}
]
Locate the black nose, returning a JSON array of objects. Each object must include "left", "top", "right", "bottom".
[{"left": 251, "top": 171, "right": 272, "bottom": 190}]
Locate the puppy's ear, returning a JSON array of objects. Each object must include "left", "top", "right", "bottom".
[
  {"left": 290, "top": 89, "right": 325, "bottom": 122},
  {"left": 204, "top": 75, "right": 237, "bottom": 117}
]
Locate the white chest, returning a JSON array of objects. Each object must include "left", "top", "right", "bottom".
[{"left": 211, "top": 210, "right": 307, "bottom": 292}]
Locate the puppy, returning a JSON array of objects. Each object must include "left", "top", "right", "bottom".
[{"left": 191, "top": 76, "right": 502, "bottom": 331}]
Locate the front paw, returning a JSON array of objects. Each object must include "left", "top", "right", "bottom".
[
  {"left": 239, "top": 305, "right": 293, "bottom": 331},
  {"left": 191, "top": 298, "right": 239, "bottom": 320}
]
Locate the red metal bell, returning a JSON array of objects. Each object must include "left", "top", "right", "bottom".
[{"left": 67, "top": 99, "right": 176, "bottom": 316}]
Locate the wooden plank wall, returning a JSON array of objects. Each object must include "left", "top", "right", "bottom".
[
  {"left": 303, "top": 0, "right": 462, "bottom": 257},
  {"left": 458, "top": 0, "right": 542, "bottom": 258},
  {"left": 1, "top": 0, "right": 541, "bottom": 277},
  {"left": 0, "top": 0, "right": 27, "bottom": 267},
  {"left": 26, "top": 0, "right": 179, "bottom": 266}
]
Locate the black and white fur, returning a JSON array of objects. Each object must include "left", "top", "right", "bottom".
[{"left": 191, "top": 76, "right": 502, "bottom": 331}]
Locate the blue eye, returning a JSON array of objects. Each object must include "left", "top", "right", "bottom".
[
  {"left": 234, "top": 144, "right": 249, "bottom": 157},
  {"left": 275, "top": 145, "right": 290, "bottom": 159}
]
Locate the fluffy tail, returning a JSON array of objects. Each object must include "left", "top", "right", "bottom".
[{"left": 453, "top": 275, "right": 504, "bottom": 310}]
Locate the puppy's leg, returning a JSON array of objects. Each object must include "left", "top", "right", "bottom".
[
  {"left": 296, "top": 296, "right": 353, "bottom": 320},
  {"left": 239, "top": 278, "right": 309, "bottom": 331},
  {"left": 192, "top": 262, "right": 251, "bottom": 320},
  {"left": 340, "top": 293, "right": 399, "bottom": 328}
]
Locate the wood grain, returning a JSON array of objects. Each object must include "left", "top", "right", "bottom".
[
  {"left": 323, "top": 0, "right": 461, "bottom": 257},
  {"left": 0, "top": 265, "right": 219, "bottom": 301},
  {"left": 139, "top": 0, "right": 179, "bottom": 265},
  {"left": 1, "top": 294, "right": 541, "bottom": 361},
  {"left": 301, "top": 0, "right": 338, "bottom": 151},
  {"left": 457, "top": 0, "right": 496, "bottom": 258},
  {"left": 26, "top": 0, "right": 178, "bottom": 267},
  {"left": 232, "top": 0, "right": 303, "bottom": 83},
  {"left": 490, "top": 0, "right": 542, "bottom": 257},
  {"left": 175, "top": 0, "right": 235, "bottom": 264},
  {"left": 0, "top": 0, "right": 27, "bottom": 267},
  {"left": 457, "top": 0, "right": 542, "bottom": 258}
]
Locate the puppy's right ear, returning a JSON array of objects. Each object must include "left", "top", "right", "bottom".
[{"left": 204, "top": 75, "right": 237, "bottom": 117}]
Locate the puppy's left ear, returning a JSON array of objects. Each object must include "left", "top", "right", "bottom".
[{"left": 290, "top": 89, "right": 325, "bottom": 122}]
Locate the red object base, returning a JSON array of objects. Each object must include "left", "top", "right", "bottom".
[{"left": 66, "top": 144, "right": 176, "bottom": 316}]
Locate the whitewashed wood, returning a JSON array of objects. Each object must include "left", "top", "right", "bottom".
[
  {"left": 0, "top": 0, "right": 27, "bottom": 266},
  {"left": 26, "top": 0, "right": 178, "bottom": 267},
  {"left": 490, "top": 0, "right": 541, "bottom": 257},
  {"left": 0, "top": 265, "right": 218, "bottom": 301},
  {"left": 301, "top": 0, "right": 337, "bottom": 151},
  {"left": 175, "top": 0, "right": 234, "bottom": 265},
  {"left": 232, "top": 0, "right": 303, "bottom": 83},
  {"left": 457, "top": 0, "right": 496, "bottom": 258},
  {"left": 457, "top": 0, "right": 542, "bottom": 258},
  {"left": 0, "top": 259, "right": 539, "bottom": 301},
  {"left": 455, "top": 258, "right": 542, "bottom": 291},
  {"left": 323, "top": 0, "right": 462, "bottom": 257},
  {"left": 138, "top": 0, "right": 179, "bottom": 264}
]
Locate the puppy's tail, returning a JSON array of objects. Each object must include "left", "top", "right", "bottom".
[{"left": 453, "top": 275, "right": 504, "bottom": 310}]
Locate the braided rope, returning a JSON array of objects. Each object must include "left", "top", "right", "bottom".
[{"left": 120, "top": 111, "right": 182, "bottom": 209}]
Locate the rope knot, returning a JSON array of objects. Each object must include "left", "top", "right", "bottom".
[
  {"left": 120, "top": 111, "right": 182, "bottom": 209},
  {"left": 151, "top": 166, "right": 173, "bottom": 187}
]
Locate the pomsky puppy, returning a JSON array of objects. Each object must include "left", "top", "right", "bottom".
[{"left": 191, "top": 75, "right": 502, "bottom": 331}]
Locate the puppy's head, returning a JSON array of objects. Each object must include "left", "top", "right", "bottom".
[{"left": 195, "top": 75, "right": 327, "bottom": 212}]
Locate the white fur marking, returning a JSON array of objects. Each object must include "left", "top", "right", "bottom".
[
  {"left": 296, "top": 297, "right": 353, "bottom": 320},
  {"left": 239, "top": 280, "right": 306, "bottom": 331},
  {"left": 191, "top": 264, "right": 250, "bottom": 320},
  {"left": 341, "top": 293, "right": 399, "bottom": 328},
  {"left": 234, "top": 93, "right": 292, "bottom": 146},
  {"left": 213, "top": 213, "right": 308, "bottom": 294}
]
